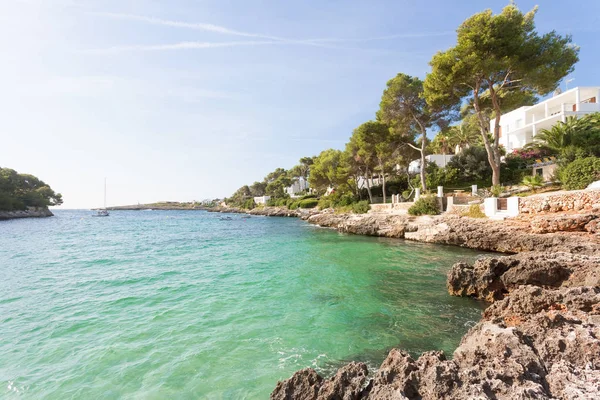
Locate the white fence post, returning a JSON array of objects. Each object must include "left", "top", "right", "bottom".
[
  {"left": 472, "top": 185, "right": 477, "bottom": 196},
  {"left": 415, "top": 188, "right": 421, "bottom": 201},
  {"left": 437, "top": 186, "right": 444, "bottom": 198}
]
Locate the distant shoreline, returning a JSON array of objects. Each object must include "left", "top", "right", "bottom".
[
  {"left": 103, "top": 202, "right": 214, "bottom": 211},
  {"left": 0, "top": 207, "right": 53, "bottom": 220}
]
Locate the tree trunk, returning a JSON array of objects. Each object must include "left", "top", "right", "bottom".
[
  {"left": 420, "top": 130, "right": 427, "bottom": 191},
  {"left": 487, "top": 82, "right": 504, "bottom": 186},
  {"left": 379, "top": 162, "right": 387, "bottom": 204},
  {"left": 365, "top": 170, "right": 373, "bottom": 203},
  {"left": 473, "top": 82, "right": 502, "bottom": 186}
]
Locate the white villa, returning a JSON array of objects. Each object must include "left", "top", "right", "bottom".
[
  {"left": 408, "top": 154, "right": 455, "bottom": 174},
  {"left": 491, "top": 86, "right": 600, "bottom": 153},
  {"left": 285, "top": 177, "right": 310, "bottom": 197}
]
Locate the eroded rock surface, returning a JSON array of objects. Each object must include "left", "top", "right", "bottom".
[
  {"left": 272, "top": 284, "right": 600, "bottom": 399},
  {"left": 307, "top": 212, "right": 600, "bottom": 255},
  {"left": 447, "top": 252, "right": 600, "bottom": 301}
]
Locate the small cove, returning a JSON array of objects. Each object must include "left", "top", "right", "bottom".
[{"left": 1, "top": 210, "right": 488, "bottom": 398}]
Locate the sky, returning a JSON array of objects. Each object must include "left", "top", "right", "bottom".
[{"left": 1, "top": 1, "right": 599, "bottom": 208}]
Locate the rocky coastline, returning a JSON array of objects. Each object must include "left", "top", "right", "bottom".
[
  {"left": 0, "top": 207, "right": 53, "bottom": 220},
  {"left": 268, "top": 194, "right": 600, "bottom": 399}
]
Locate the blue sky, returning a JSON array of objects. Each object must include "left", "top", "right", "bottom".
[{"left": 1, "top": 0, "right": 599, "bottom": 208}]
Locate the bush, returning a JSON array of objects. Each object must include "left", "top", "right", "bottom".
[
  {"left": 490, "top": 185, "right": 503, "bottom": 197},
  {"left": 298, "top": 198, "right": 318, "bottom": 208},
  {"left": 407, "top": 196, "right": 440, "bottom": 216},
  {"left": 242, "top": 198, "right": 256, "bottom": 210},
  {"left": 448, "top": 146, "right": 492, "bottom": 181},
  {"left": 351, "top": 200, "right": 370, "bottom": 214},
  {"left": 559, "top": 157, "right": 600, "bottom": 190},
  {"left": 300, "top": 194, "right": 317, "bottom": 200},
  {"left": 462, "top": 204, "right": 486, "bottom": 218},
  {"left": 522, "top": 174, "right": 544, "bottom": 192},
  {"left": 318, "top": 197, "right": 332, "bottom": 209}
]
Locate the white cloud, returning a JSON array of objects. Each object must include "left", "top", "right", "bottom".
[
  {"left": 91, "top": 12, "right": 289, "bottom": 41},
  {"left": 84, "top": 40, "right": 279, "bottom": 54}
]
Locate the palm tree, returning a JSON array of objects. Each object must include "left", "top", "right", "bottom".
[
  {"left": 530, "top": 116, "right": 579, "bottom": 153},
  {"left": 446, "top": 123, "right": 481, "bottom": 154},
  {"left": 429, "top": 133, "right": 452, "bottom": 155},
  {"left": 522, "top": 174, "right": 544, "bottom": 192}
]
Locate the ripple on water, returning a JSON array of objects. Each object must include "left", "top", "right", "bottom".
[{"left": 0, "top": 210, "right": 488, "bottom": 398}]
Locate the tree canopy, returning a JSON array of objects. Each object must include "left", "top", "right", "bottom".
[
  {"left": 378, "top": 73, "right": 454, "bottom": 190},
  {"left": 424, "top": 3, "right": 579, "bottom": 185},
  {"left": 0, "top": 167, "right": 63, "bottom": 211}
]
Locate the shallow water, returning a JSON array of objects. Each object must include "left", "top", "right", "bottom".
[{"left": 0, "top": 210, "right": 486, "bottom": 398}]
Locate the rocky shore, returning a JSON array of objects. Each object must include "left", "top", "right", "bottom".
[
  {"left": 0, "top": 207, "right": 53, "bottom": 220},
  {"left": 270, "top": 194, "right": 600, "bottom": 399}
]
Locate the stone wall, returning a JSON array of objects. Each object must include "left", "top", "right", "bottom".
[
  {"left": 0, "top": 207, "right": 53, "bottom": 220},
  {"left": 369, "top": 202, "right": 413, "bottom": 214},
  {"left": 519, "top": 189, "right": 600, "bottom": 214}
]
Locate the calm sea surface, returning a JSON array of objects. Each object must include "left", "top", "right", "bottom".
[{"left": 1, "top": 210, "right": 486, "bottom": 399}]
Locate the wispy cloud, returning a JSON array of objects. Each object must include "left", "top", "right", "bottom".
[
  {"left": 91, "top": 12, "right": 290, "bottom": 41},
  {"left": 88, "top": 12, "right": 453, "bottom": 53},
  {"left": 84, "top": 40, "right": 279, "bottom": 54}
]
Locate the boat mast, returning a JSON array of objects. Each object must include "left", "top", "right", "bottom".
[{"left": 104, "top": 178, "right": 107, "bottom": 209}]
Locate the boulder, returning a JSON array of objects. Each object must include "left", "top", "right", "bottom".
[{"left": 447, "top": 252, "right": 600, "bottom": 302}]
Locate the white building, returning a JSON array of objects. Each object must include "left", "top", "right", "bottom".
[
  {"left": 253, "top": 196, "right": 270, "bottom": 205},
  {"left": 408, "top": 154, "right": 455, "bottom": 174},
  {"left": 491, "top": 86, "right": 600, "bottom": 153},
  {"left": 285, "top": 177, "right": 310, "bottom": 197}
]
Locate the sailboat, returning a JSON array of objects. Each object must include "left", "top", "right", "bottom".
[{"left": 94, "top": 178, "right": 110, "bottom": 217}]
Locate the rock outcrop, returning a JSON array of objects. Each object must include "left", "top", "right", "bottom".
[
  {"left": 307, "top": 212, "right": 600, "bottom": 255},
  {"left": 0, "top": 207, "right": 53, "bottom": 220},
  {"left": 447, "top": 252, "right": 600, "bottom": 302},
  {"left": 272, "top": 250, "right": 600, "bottom": 399},
  {"left": 272, "top": 283, "right": 600, "bottom": 399}
]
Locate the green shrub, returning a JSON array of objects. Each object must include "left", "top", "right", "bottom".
[
  {"left": 318, "top": 197, "right": 332, "bottom": 209},
  {"left": 407, "top": 196, "right": 440, "bottom": 216},
  {"left": 522, "top": 174, "right": 544, "bottom": 192},
  {"left": 300, "top": 194, "right": 317, "bottom": 200},
  {"left": 351, "top": 200, "right": 370, "bottom": 214},
  {"left": 462, "top": 204, "right": 486, "bottom": 218},
  {"left": 298, "top": 198, "right": 319, "bottom": 208},
  {"left": 242, "top": 198, "right": 256, "bottom": 210},
  {"left": 559, "top": 157, "right": 600, "bottom": 190},
  {"left": 490, "top": 185, "right": 503, "bottom": 197}
]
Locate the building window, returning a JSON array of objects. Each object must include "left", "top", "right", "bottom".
[{"left": 535, "top": 168, "right": 543, "bottom": 176}]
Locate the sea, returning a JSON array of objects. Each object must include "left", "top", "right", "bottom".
[{"left": 0, "top": 209, "right": 486, "bottom": 399}]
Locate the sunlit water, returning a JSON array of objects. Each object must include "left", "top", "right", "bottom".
[{"left": 0, "top": 210, "right": 487, "bottom": 398}]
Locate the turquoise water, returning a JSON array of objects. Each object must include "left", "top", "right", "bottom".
[{"left": 1, "top": 210, "right": 486, "bottom": 399}]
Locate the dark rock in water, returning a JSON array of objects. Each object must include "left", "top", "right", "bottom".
[{"left": 447, "top": 252, "right": 600, "bottom": 302}]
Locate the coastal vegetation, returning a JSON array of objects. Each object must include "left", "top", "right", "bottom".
[
  {"left": 407, "top": 196, "right": 441, "bottom": 216},
  {"left": 228, "top": 3, "right": 596, "bottom": 213},
  {"left": 424, "top": 4, "right": 579, "bottom": 186},
  {"left": 0, "top": 167, "right": 62, "bottom": 211}
]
